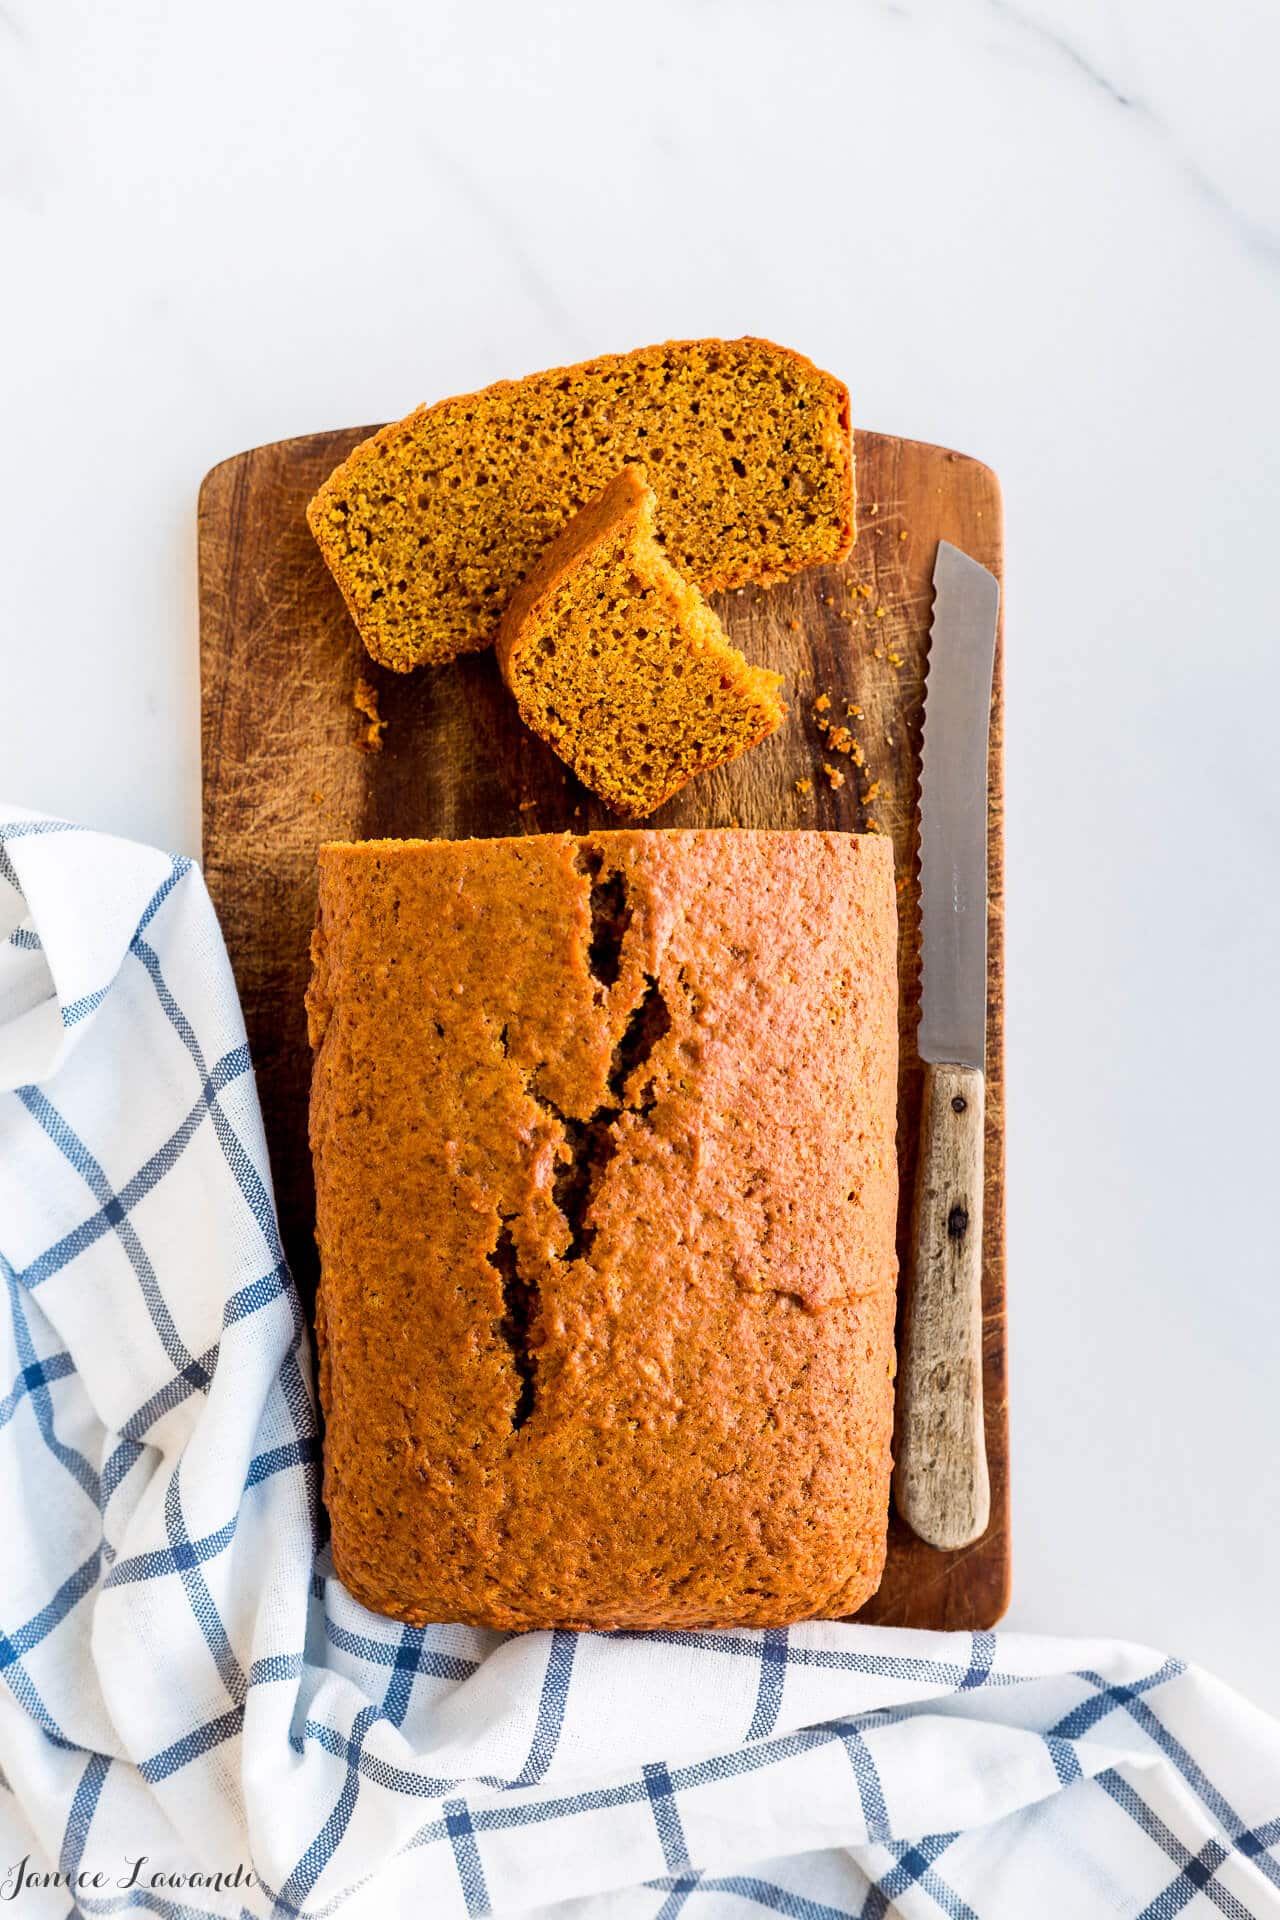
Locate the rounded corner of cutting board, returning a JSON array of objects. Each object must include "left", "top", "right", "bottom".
[
  {"left": 852, "top": 428, "right": 1005, "bottom": 541},
  {"left": 198, "top": 426, "right": 385, "bottom": 517},
  {"left": 197, "top": 450, "right": 245, "bottom": 520}
]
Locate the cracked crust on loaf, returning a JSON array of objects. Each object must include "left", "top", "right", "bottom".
[{"left": 307, "top": 828, "right": 898, "bottom": 1630}]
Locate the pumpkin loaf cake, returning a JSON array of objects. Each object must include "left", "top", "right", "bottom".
[
  {"left": 496, "top": 467, "right": 786, "bottom": 817},
  {"left": 307, "top": 829, "right": 899, "bottom": 1632},
  {"left": 306, "top": 337, "right": 854, "bottom": 670}
]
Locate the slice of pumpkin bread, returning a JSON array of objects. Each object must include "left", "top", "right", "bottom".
[
  {"left": 496, "top": 467, "right": 786, "bottom": 818},
  {"left": 307, "top": 336, "right": 853, "bottom": 670}
]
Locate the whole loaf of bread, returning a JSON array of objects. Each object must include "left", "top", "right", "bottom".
[{"left": 307, "top": 830, "right": 898, "bottom": 1631}]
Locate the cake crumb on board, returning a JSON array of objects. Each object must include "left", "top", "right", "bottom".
[{"left": 353, "top": 675, "right": 387, "bottom": 752}]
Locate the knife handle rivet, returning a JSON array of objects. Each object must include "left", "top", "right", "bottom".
[
  {"left": 897, "top": 1061, "right": 991, "bottom": 1551},
  {"left": 951, "top": 1094, "right": 967, "bottom": 1114}
]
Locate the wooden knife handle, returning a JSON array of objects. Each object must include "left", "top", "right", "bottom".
[{"left": 893, "top": 1062, "right": 991, "bottom": 1551}]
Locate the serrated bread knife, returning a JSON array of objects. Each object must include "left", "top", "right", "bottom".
[{"left": 893, "top": 540, "right": 999, "bottom": 1552}]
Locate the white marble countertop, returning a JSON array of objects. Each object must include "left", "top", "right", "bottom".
[{"left": 3, "top": 0, "right": 1278, "bottom": 1711}]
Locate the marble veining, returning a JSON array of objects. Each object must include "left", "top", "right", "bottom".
[{"left": 988, "top": 0, "right": 1280, "bottom": 264}]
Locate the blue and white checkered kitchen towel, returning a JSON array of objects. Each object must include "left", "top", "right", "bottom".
[{"left": 1, "top": 806, "right": 1278, "bottom": 1919}]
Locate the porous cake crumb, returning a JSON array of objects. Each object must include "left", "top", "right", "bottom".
[
  {"left": 497, "top": 469, "right": 785, "bottom": 819},
  {"left": 308, "top": 337, "right": 854, "bottom": 670}
]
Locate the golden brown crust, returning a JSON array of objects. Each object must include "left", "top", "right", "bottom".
[
  {"left": 495, "top": 471, "right": 786, "bottom": 818},
  {"left": 494, "top": 467, "right": 651, "bottom": 681},
  {"left": 306, "top": 337, "right": 854, "bottom": 671},
  {"left": 308, "top": 829, "right": 898, "bottom": 1631}
]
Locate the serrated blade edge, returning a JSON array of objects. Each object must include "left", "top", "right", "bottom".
[{"left": 917, "top": 541, "right": 999, "bottom": 1070}]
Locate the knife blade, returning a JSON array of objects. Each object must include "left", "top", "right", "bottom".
[{"left": 893, "top": 540, "right": 999, "bottom": 1553}]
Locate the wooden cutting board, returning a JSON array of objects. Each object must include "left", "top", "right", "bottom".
[{"left": 198, "top": 424, "right": 1009, "bottom": 1631}]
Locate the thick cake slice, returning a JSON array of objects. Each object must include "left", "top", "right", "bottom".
[
  {"left": 306, "top": 336, "right": 854, "bottom": 670},
  {"left": 307, "top": 829, "right": 899, "bottom": 1633},
  {"left": 496, "top": 468, "right": 785, "bottom": 818}
]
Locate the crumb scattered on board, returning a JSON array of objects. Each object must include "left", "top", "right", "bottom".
[
  {"left": 353, "top": 674, "right": 386, "bottom": 752},
  {"left": 784, "top": 546, "right": 913, "bottom": 823},
  {"left": 801, "top": 683, "right": 889, "bottom": 827}
]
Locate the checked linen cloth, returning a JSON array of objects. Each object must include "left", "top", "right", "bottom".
[{"left": 0, "top": 809, "right": 1278, "bottom": 1919}]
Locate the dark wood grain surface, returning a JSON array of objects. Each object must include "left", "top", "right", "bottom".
[{"left": 198, "top": 425, "right": 1009, "bottom": 1630}]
